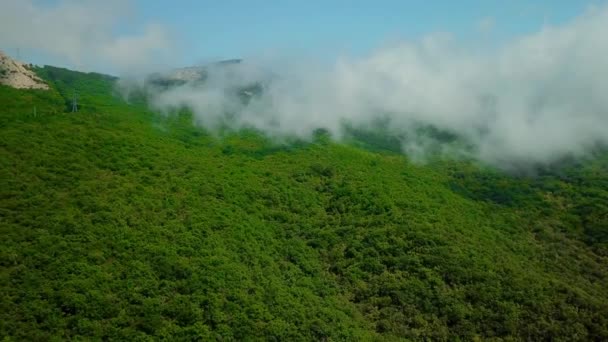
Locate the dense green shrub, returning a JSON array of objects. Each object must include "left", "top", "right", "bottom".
[{"left": 1, "top": 67, "right": 607, "bottom": 340}]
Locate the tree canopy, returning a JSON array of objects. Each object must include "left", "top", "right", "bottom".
[{"left": 1, "top": 66, "right": 607, "bottom": 341}]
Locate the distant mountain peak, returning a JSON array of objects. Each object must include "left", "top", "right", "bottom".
[
  {"left": 145, "top": 58, "right": 272, "bottom": 89},
  {"left": 214, "top": 58, "right": 243, "bottom": 65}
]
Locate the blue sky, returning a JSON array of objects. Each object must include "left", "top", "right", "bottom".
[
  {"left": 134, "top": 0, "right": 599, "bottom": 65},
  {"left": 1, "top": 0, "right": 603, "bottom": 71}
]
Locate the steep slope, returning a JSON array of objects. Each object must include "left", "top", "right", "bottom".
[
  {"left": 0, "top": 51, "right": 48, "bottom": 90},
  {"left": 1, "top": 67, "right": 607, "bottom": 340}
]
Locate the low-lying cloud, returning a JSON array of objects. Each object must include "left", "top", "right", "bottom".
[
  {"left": 150, "top": 5, "right": 608, "bottom": 169},
  {"left": 3, "top": 1, "right": 606, "bottom": 169}
]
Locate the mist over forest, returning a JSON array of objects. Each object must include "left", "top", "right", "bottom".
[
  {"left": 138, "top": 6, "right": 608, "bottom": 171},
  {"left": 2, "top": 1, "right": 608, "bottom": 341}
]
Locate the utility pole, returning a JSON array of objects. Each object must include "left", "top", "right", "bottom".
[{"left": 71, "top": 92, "right": 78, "bottom": 113}]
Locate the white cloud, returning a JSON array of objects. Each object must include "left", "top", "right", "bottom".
[
  {"left": 0, "top": 0, "right": 173, "bottom": 73},
  {"left": 151, "top": 5, "right": 608, "bottom": 169}
]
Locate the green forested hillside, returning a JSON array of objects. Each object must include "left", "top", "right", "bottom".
[{"left": 1, "top": 67, "right": 607, "bottom": 341}]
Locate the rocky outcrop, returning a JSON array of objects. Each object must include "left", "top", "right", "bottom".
[{"left": 0, "top": 51, "right": 49, "bottom": 90}]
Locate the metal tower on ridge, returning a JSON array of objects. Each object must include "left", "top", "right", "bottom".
[{"left": 71, "top": 92, "right": 78, "bottom": 112}]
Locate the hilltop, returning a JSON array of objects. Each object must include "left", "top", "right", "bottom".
[
  {"left": 1, "top": 63, "right": 607, "bottom": 341},
  {"left": 0, "top": 51, "right": 48, "bottom": 90}
]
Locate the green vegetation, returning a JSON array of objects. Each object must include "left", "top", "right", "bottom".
[{"left": 1, "top": 67, "right": 607, "bottom": 341}]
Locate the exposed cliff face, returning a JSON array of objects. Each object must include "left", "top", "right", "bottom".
[{"left": 0, "top": 51, "right": 49, "bottom": 90}]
